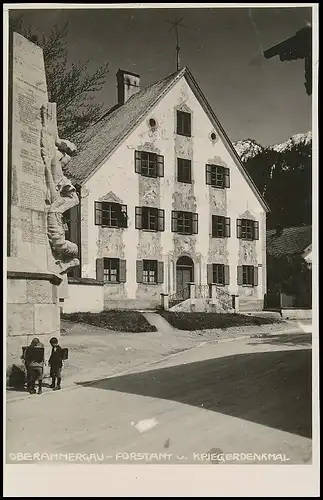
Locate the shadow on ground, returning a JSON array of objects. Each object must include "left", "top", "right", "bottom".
[
  {"left": 248, "top": 333, "right": 312, "bottom": 347},
  {"left": 77, "top": 349, "right": 312, "bottom": 439}
]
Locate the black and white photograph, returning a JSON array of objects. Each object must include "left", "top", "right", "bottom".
[{"left": 3, "top": 3, "right": 319, "bottom": 497}]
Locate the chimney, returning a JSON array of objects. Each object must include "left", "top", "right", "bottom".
[{"left": 116, "top": 69, "right": 140, "bottom": 105}]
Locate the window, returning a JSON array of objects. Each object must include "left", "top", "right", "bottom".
[
  {"left": 172, "top": 211, "right": 198, "bottom": 235},
  {"left": 135, "top": 206, "right": 165, "bottom": 231},
  {"left": 136, "top": 260, "right": 164, "bottom": 284},
  {"left": 237, "top": 219, "right": 259, "bottom": 240},
  {"left": 206, "top": 164, "right": 230, "bottom": 189},
  {"left": 207, "top": 264, "right": 230, "bottom": 285},
  {"left": 143, "top": 260, "right": 158, "bottom": 283},
  {"left": 237, "top": 265, "right": 258, "bottom": 286},
  {"left": 103, "top": 258, "right": 119, "bottom": 283},
  {"left": 212, "top": 216, "right": 231, "bottom": 238},
  {"left": 95, "top": 258, "right": 127, "bottom": 283},
  {"left": 94, "top": 202, "right": 127, "bottom": 228},
  {"left": 177, "top": 158, "right": 192, "bottom": 183},
  {"left": 135, "top": 151, "right": 164, "bottom": 178},
  {"left": 177, "top": 110, "right": 191, "bottom": 137}
]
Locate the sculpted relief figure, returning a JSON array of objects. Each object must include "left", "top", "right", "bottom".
[{"left": 40, "top": 104, "right": 80, "bottom": 274}]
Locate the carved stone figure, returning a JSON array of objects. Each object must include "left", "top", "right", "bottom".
[{"left": 40, "top": 104, "right": 80, "bottom": 274}]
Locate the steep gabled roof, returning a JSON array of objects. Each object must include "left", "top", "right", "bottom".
[
  {"left": 65, "top": 67, "right": 269, "bottom": 211},
  {"left": 266, "top": 225, "right": 312, "bottom": 258},
  {"left": 64, "top": 69, "right": 182, "bottom": 184}
]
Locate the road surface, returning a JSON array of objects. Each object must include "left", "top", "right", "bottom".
[{"left": 6, "top": 333, "right": 312, "bottom": 465}]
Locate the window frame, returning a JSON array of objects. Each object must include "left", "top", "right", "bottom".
[
  {"left": 242, "top": 265, "right": 254, "bottom": 286},
  {"left": 103, "top": 258, "right": 120, "bottom": 283},
  {"left": 94, "top": 202, "right": 127, "bottom": 228},
  {"left": 135, "top": 151, "right": 164, "bottom": 178},
  {"left": 241, "top": 219, "right": 254, "bottom": 240},
  {"left": 206, "top": 164, "right": 230, "bottom": 189},
  {"left": 143, "top": 259, "right": 158, "bottom": 284},
  {"left": 177, "top": 158, "right": 192, "bottom": 184},
  {"left": 176, "top": 110, "right": 191, "bottom": 137},
  {"left": 213, "top": 264, "right": 225, "bottom": 286},
  {"left": 212, "top": 215, "right": 231, "bottom": 238}
]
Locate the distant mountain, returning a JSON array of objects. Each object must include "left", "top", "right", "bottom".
[
  {"left": 233, "top": 131, "right": 312, "bottom": 230},
  {"left": 233, "top": 131, "right": 312, "bottom": 162}
]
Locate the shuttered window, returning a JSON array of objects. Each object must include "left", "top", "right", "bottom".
[
  {"left": 135, "top": 206, "right": 165, "bottom": 231},
  {"left": 177, "top": 158, "right": 192, "bottom": 183},
  {"left": 206, "top": 164, "right": 230, "bottom": 189},
  {"left": 237, "top": 265, "right": 258, "bottom": 286},
  {"left": 237, "top": 219, "right": 259, "bottom": 240},
  {"left": 94, "top": 202, "right": 127, "bottom": 228},
  {"left": 177, "top": 111, "right": 191, "bottom": 137},
  {"left": 137, "top": 260, "right": 164, "bottom": 284},
  {"left": 207, "top": 264, "right": 230, "bottom": 285},
  {"left": 172, "top": 211, "right": 198, "bottom": 235},
  {"left": 212, "top": 216, "right": 231, "bottom": 238},
  {"left": 96, "top": 258, "right": 126, "bottom": 283},
  {"left": 134, "top": 151, "right": 164, "bottom": 178}
]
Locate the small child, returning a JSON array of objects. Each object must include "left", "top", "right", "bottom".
[
  {"left": 48, "top": 337, "right": 63, "bottom": 390},
  {"left": 23, "top": 338, "right": 45, "bottom": 395}
]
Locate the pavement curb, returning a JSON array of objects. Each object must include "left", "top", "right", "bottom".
[{"left": 6, "top": 326, "right": 309, "bottom": 404}]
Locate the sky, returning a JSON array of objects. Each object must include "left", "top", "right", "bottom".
[{"left": 8, "top": 4, "right": 313, "bottom": 146}]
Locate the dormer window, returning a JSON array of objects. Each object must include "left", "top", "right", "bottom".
[{"left": 177, "top": 110, "right": 191, "bottom": 137}]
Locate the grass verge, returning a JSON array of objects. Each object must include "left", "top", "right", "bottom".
[
  {"left": 61, "top": 310, "right": 157, "bottom": 333},
  {"left": 158, "top": 310, "right": 281, "bottom": 331}
]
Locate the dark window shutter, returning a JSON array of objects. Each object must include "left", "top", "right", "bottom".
[
  {"left": 187, "top": 113, "right": 191, "bottom": 136},
  {"left": 224, "top": 217, "right": 231, "bottom": 237},
  {"left": 205, "top": 165, "right": 212, "bottom": 185},
  {"left": 237, "top": 219, "right": 242, "bottom": 239},
  {"left": 135, "top": 151, "right": 142, "bottom": 173},
  {"left": 119, "top": 259, "right": 127, "bottom": 283},
  {"left": 157, "top": 261, "right": 164, "bottom": 283},
  {"left": 224, "top": 167, "right": 230, "bottom": 188},
  {"left": 171, "top": 211, "right": 178, "bottom": 232},
  {"left": 135, "top": 206, "right": 142, "bottom": 229},
  {"left": 237, "top": 266, "right": 243, "bottom": 285},
  {"left": 158, "top": 209, "right": 165, "bottom": 231},
  {"left": 253, "top": 266, "right": 258, "bottom": 286},
  {"left": 157, "top": 155, "right": 164, "bottom": 177},
  {"left": 224, "top": 265, "right": 230, "bottom": 285},
  {"left": 207, "top": 264, "right": 213, "bottom": 284},
  {"left": 94, "top": 202, "right": 102, "bottom": 225},
  {"left": 192, "top": 213, "right": 198, "bottom": 234},
  {"left": 136, "top": 260, "right": 143, "bottom": 283},
  {"left": 120, "top": 205, "right": 128, "bottom": 228},
  {"left": 253, "top": 220, "right": 259, "bottom": 240},
  {"left": 96, "top": 258, "right": 104, "bottom": 282}
]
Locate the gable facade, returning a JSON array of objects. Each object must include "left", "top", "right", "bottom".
[{"left": 70, "top": 72, "right": 267, "bottom": 310}]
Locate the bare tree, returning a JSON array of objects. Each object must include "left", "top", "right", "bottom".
[{"left": 9, "top": 16, "right": 109, "bottom": 144}]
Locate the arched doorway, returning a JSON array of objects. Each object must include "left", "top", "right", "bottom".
[{"left": 176, "top": 256, "right": 194, "bottom": 299}]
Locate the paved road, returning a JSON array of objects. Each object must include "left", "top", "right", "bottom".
[{"left": 6, "top": 334, "right": 312, "bottom": 466}]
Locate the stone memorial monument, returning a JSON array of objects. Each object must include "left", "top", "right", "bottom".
[{"left": 6, "top": 32, "right": 79, "bottom": 384}]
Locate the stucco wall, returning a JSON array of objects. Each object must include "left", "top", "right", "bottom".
[
  {"left": 80, "top": 76, "right": 266, "bottom": 308},
  {"left": 63, "top": 284, "right": 104, "bottom": 313}
]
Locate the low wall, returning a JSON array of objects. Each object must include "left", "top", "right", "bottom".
[
  {"left": 104, "top": 299, "right": 159, "bottom": 310},
  {"left": 63, "top": 279, "right": 104, "bottom": 313},
  {"left": 281, "top": 309, "right": 312, "bottom": 320}
]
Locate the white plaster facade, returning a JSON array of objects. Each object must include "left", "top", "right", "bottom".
[{"left": 71, "top": 70, "right": 267, "bottom": 310}]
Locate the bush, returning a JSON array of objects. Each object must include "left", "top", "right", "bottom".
[
  {"left": 158, "top": 311, "right": 280, "bottom": 331},
  {"left": 61, "top": 310, "right": 157, "bottom": 333}
]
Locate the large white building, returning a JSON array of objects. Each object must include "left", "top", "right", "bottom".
[{"left": 64, "top": 67, "right": 269, "bottom": 311}]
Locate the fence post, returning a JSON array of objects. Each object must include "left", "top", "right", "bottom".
[
  {"left": 188, "top": 282, "right": 195, "bottom": 299},
  {"left": 163, "top": 293, "right": 169, "bottom": 311},
  {"left": 211, "top": 284, "right": 217, "bottom": 301},
  {"left": 233, "top": 294, "right": 239, "bottom": 313}
]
